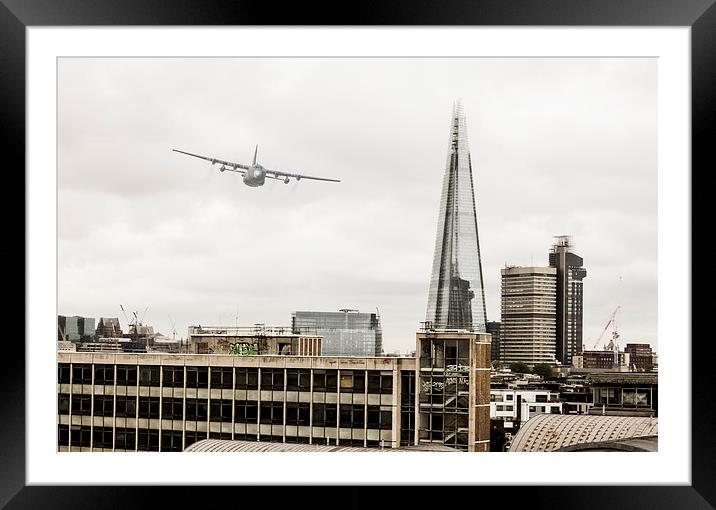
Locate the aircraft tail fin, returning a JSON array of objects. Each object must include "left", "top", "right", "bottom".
[{"left": 252, "top": 144, "right": 258, "bottom": 165}]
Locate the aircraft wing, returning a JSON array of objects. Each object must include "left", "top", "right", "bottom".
[
  {"left": 265, "top": 167, "right": 341, "bottom": 183},
  {"left": 172, "top": 149, "right": 249, "bottom": 173}
]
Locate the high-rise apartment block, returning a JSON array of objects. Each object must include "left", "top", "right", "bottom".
[
  {"left": 500, "top": 266, "right": 557, "bottom": 366},
  {"left": 549, "top": 236, "right": 587, "bottom": 365},
  {"left": 425, "top": 102, "right": 487, "bottom": 332}
]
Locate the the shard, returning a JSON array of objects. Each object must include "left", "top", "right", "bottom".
[{"left": 425, "top": 102, "right": 487, "bottom": 332}]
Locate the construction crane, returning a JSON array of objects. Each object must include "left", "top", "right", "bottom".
[
  {"left": 168, "top": 315, "right": 178, "bottom": 342},
  {"left": 591, "top": 305, "right": 621, "bottom": 351}
]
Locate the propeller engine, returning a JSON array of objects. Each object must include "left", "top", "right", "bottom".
[
  {"left": 296, "top": 175, "right": 301, "bottom": 181},
  {"left": 284, "top": 177, "right": 290, "bottom": 184},
  {"left": 220, "top": 165, "right": 226, "bottom": 172}
]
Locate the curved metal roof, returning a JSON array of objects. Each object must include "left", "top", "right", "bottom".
[
  {"left": 184, "top": 439, "right": 459, "bottom": 453},
  {"left": 509, "top": 414, "right": 658, "bottom": 452}
]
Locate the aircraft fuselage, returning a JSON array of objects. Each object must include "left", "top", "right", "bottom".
[{"left": 242, "top": 164, "right": 266, "bottom": 187}]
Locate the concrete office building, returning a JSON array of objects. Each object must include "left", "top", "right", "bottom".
[
  {"left": 291, "top": 310, "right": 382, "bottom": 357},
  {"left": 500, "top": 266, "right": 557, "bottom": 366},
  {"left": 425, "top": 102, "right": 488, "bottom": 333},
  {"left": 549, "top": 236, "right": 587, "bottom": 365},
  {"left": 57, "top": 330, "right": 491, "bottom": 453}
]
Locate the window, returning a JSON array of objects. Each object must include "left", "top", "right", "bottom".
[
  {"left": 93, "top": 395, "right": 114, "bottom": 417},
  {"left": 535, "top": 394, "right": 548, "bottom": 403},
  {"left": 116, "top": 396, "right": 137, "bottom": 418},
  {"left": 94, "top": 364, "right": 115, "bottom": 385},
  {"left": 367, "top": 405, "right": 392, "bottom": 430},
  {"left": 137, "top": 428, "right": 160, "bottom": 451},
  {"left": 185, "top": 398, "right": 208, "bottom": 421},
  {"left": 210, "top": 367, "right": 233, "bottom": 389},
  {"left": 184, "top": 430, "right": 207, "bottom": 449},
  {"left": 163, "top": 366, "right": 184, "bottom": 388},
  {"left": 234, "top": 400, "right": 258, "bottom": 424},
  {"left": 259, "top": 401, "right": 284, "bottom": 425},
  {"left": 286, "top": 369, "right": 311, "bottom": 391},
  {"left": 285, "top": 402, "right": 310, "bottom": 426},
  {"left": 139, "top": 366, "right": 160, "bottom": 387},
  {"left": 368, "top": 372, "right": 393, "bottom": 394},
  {"left": 58, "top": 394, "right": 70, "bottom": 415},
  {"left": 235, "top": 368, "right": 258, "bottom": 390},
  {"left": 58, "top": 363, "right": 71, "bottom": 384},
  {"left": 116, "top": 365, "right": 137, "bottom": 386},
  {"left": 162, "top": 397, "right": 184, "bottom": 420},
  {"left": 160, "top": 430, "right": 183, "bottom": 452},
  {"left": 114, "top": 427, "right": 136, "bottom": 450},
  {"left": 71, "top": 395, "right": 92, "bottom": 416},
  {"left": 312, "top": 403, "right": 337, "bottom": 427},
  {"left": 339, "top": 371, "right": 365, "bottom": 393},
  {"left": 186, "top": 366, "right": 209, "bottom": 388},
  {"left": 260, "top": 369, "right": 284, "bottom": 391},
  {"left": 210, "top": 399, "right": 233, "bottom": 422},
  {"left": 58, "top": 424, "right": 70, "bottom": 446},
  {"left": 339, "top": 404, "right": 364, "bottom": 428},
  {"left": 138, "top": 396, "right": 160, "bottom": 419},
  {"left": 70, "top": 425, "right": 91, "bottom": 447},
  {"left": 92, "top": 427, "right": 114, "bottom": 449},
  {"left": 209, "top": 432, "right": 232, "bottom": 440},
  {"left": 506, "top": 394, "right": 514, "bottom": 401},
  {"left": 312, "top": 370, "right": 337, "bottom": 392},
  {"left": 72, "top": 364, "right": 92, "bottom": 384}
]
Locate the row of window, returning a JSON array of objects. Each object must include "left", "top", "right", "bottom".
[
  {"left": 59, "top": 425, "right": 378, "bottom": 451},
  {"left": 58, "top": 365, "right": 393, "bottom": 394},
  {"left": 59, "top": 394, "right": 392, "bottom": 429}
]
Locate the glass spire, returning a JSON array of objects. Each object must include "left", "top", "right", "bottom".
[{"left": 425, "top": 101, "right": 487, "bottom": 332}]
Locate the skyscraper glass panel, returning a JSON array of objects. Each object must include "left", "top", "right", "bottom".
[
  {"left": 292, "top": 310, "right": 382, "bottom": 357},
  {"left": 426, "top": 102, "right": 487, "bottom": 332}
]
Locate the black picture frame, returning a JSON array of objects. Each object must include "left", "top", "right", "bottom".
[{"left": 6, "top": 0, "right": 710, "bottom": 508}]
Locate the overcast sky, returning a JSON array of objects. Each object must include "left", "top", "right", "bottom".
[{"left": 57, "top": 57, "right": 657, "bottom": 354}]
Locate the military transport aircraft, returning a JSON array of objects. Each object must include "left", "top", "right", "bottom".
[{"left": 172, "top": 145, "right": 340, "bottom": 187}]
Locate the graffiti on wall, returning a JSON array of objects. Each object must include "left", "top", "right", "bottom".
[{"left": 229, "top": 342, "right": 259, "bottom": 356}]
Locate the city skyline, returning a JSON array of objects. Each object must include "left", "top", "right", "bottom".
[{"left": 58, "top": 57, "right": 658, "bottom": 354}]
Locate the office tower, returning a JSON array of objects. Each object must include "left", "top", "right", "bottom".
[
  {"left": 425, "top": 102, "right": 487, "bottom": 332},
  {"left": 486, "top": 321, "right": 501, "bottom": 363},
  {"left": 291, "top": 309, "right": 382, "bottom": 357},
  {"left": 549, "top": 236, "right": 587, "bottom": 365},
  {"left": 624, "top": 343, "right": 655, "bottom": 372},
  {"left": 58, "top": 315, "right": 96, "bottom": 342},
  {"left": 500, "top": 266, "right": 557, "bottom": 366}
]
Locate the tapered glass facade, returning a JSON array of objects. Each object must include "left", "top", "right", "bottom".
[{"left": 426, "top": 102, "right": 487, "bottom": 332}]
